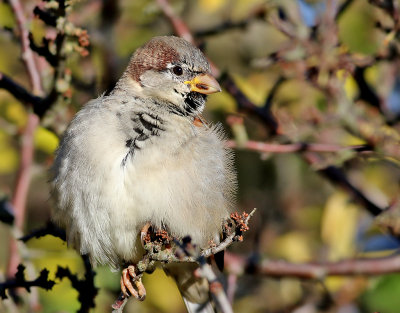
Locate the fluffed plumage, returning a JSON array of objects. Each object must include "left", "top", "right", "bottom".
[{"left": 50, "top": 36, "right": 236, "bottom": 312}]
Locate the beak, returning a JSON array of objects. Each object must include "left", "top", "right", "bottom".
[{"left": 184, "top": 74, "right": 221, "bottom": 94}]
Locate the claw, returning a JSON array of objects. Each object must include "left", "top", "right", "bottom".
[
  {"left": 121, "top": 266, "right": 139, "bottom": 298},
  {"left": 120, "top": 265, "right": 146, "bottom": 301},
  {"left": 140, "top": 222, "right": 152, "bottom": 248},
  {"left": 135, "top": 279, "right": 146, "bottom": 300}
]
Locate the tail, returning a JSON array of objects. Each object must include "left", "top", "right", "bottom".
[{"left": 164, "top": 263, "right": 216, "bottom": 313}]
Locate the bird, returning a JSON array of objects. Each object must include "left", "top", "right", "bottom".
[{"left": 50, "top": 36, "right": 236, "bottom": 313}]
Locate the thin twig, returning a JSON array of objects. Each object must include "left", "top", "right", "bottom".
[
  {"left": 7, "top": 114, "right": 39, "bottom": 278},
  {"left": 156, "top": 0, "right": 194, "bottom": 43},
  {"left": 156, "top": 0, "right": 280, "bottom": 132},
  {"left": 198, "top": 261, "right": 233, "bottom": 313},
  {"left": 201, "top": 209, "right": 256, "bottom": 258},
  {"left": 9, "top": 0, "right": 44, "bottom": 96},
  {"left": 194, "top": 6, "right": 267, "bottom": 38},
  {"left": 226, "top": 140, "right": 372, "bottom": 154},
  {"left": 226, "top": 273, "right": 237, "bottom": 305},
  {"left": 156, "top": 0, "right": 220, "bottom": 77},
  {"left": 7, "top": 0, "right": 44, "bottom": 280},
  {"left": 112, "top": 210, "right": 255, "bottom": 310},
  {"left": 225, "top": 252, "right": 400, "bottom": 278}
]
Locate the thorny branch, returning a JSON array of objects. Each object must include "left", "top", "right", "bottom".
[
  {"left": 56, "top": 255, "right": 98, "bottom": 313},
  {"left": 2, "top": 225, "right": 97, "bottom": 313},
  {"left": 0, "top": 264, "right": 55, "bottom": 300}
]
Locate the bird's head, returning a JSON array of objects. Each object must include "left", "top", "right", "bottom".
[{"left": 125, "top": 36, "right": 221, "bottom": 116}]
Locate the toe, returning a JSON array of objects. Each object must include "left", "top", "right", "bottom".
[
  {"left": 135, "top": 279, "right": 147, "bottom": 301},
  {"left": 121, "top": 268, "right": 139, "bottom": 298}
]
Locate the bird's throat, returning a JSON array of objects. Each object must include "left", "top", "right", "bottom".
[{"left": 184, "top": 92, "right": 207, "bottom": 115}]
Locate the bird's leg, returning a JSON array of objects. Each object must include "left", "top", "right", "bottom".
[
  {"left": 120, "top": 265, "right": 146, "bottom": 300},
  {"left": 140, "top": 222, "right": 152, "bottom": 248}
]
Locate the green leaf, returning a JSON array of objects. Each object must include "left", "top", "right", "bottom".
[{"left": 361, "top": 274, "right": 400, "bottom": 313}]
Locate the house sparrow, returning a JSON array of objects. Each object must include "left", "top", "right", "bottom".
[{"left": 50, "top": 36, "right": 236, "bottom": 312}]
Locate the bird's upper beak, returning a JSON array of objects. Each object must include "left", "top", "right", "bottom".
[{"left": 184, "top": 74, "right": 222, "bottom": 94}]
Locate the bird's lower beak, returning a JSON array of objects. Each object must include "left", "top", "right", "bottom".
[{"left": 184, "top": 74, "right": 221, "bottom": 94}]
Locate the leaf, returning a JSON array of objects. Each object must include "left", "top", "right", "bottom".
[
  {"left": 321, "top": 191, "right": 359, "bottom": 261},
  {"left": 361, "top": 274, "right": 400, "bottom": 313},
  {"left": 0, "top": 3, "right": 15, "bottom": 29},
  {"left": 34, "top": 127, "right": 59, "bottom": 154}
]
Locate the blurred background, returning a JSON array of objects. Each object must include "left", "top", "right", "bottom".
[{"left": 2, "top": 0, "right": 400, "bottom": 312}]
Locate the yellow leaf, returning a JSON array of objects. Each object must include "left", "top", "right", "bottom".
[
  {"left": 34, "top": 127, "right": 59, "bottom": 154},
  {"left": 206, "top": 90, "right": 236, "bottom": 113},
  {"left": 337, "top": 70, "right": 357, "bottom": 100},
  {"left": 0, "top": 130, "right": 18, "bottom": 174},
  {"left": 321, "top": 191, "right": 359, "bottom": 261},
  {"left": 199, "top": 0, "right": 226, "bottom": 12},
  {"left": 0, "top": 146, "right": 18, "bottom": 174},
  {"left": 365, "top": 64, "right": 377, "bottom": 86},
  {"left": 4, "top": 101, "right": 27, "bottom": 127},
  {"left": 0, "top": 3, "right": 15, "bottom": 28},
  {"left": 231, "top": 73, "right": 270, "bottom": 106},
  {"left": 142, "top": 269, "right": 185, "bottom": 312},
  {"left": 273, "top": 232, "right": 312, "bottom": 263}
]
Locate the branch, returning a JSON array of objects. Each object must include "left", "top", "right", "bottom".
[
  {"left": 197, "top": 260, "right": 233, "bottom": 313},
  {"left": 0, "top": 264, "right": 55, "bottom": 299},
  {"left": 194, "top": 7, "right": 267, "bottom": 38},
  {"left": 112, "top": 210, "right": 255, "bottom": 310},
  {"left": 226, "top": 140, "right": 372, "bottom": 154},
  {"left": 225, "top": 252, "right": 400, "bottom": 279},
  {"left": 156, "top": 0, "right": 281, "bottom": 132},
  {"left": 156, "top": 0, "right": 194, "bottom": 43},
  {"left": 8, "top": 113, "right": 39, "bottom": 278},
  {"left": 263, "top": 76, "right": 286, "bottom": 111},
  {"left": 56, "top": 255, "right": 98, "bottom": 313},
  {"left": 143, "top": 210, "right": 256, "bottom": 264},
  {"left": 19, "top": 221, "right": 66, "bottom": 242},
  {"left": 301, "top": 151, "right": 386, "bottom": 217},
  {"left": 353, "top": 66, "right": 382, "bottom": 111},
  {"left": 220, "top": 74, "right": 279, "bottom": 134},
  {"left": 0, "top": 72, "right": 43, "bottom": 107},
  {"left": 6, "top": 0, "right": 44, "bottom": 280},
  {"left": 9, "top": 0, "right": 44, "bottom": 96},
  {"left": 317, "top": 165, "right": 385, "bottom": 216}
]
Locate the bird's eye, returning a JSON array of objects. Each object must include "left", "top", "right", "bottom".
[{"left": 172, "top": 66, "right": 183, "bottom": 76}]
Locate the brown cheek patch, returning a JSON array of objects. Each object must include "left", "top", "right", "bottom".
[{"left": 127, "top": 39, "right": 180, "bottom": 83}]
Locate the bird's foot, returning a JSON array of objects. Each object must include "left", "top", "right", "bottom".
[
  {"left": 140, "top": 222, "right": 152, "bottom": 248},
  {"left": 140, "top": 222, "right": 172, "bottom": 249},
  {"left": 120, "top": 265, "right": 146, "bottom": 301}
]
